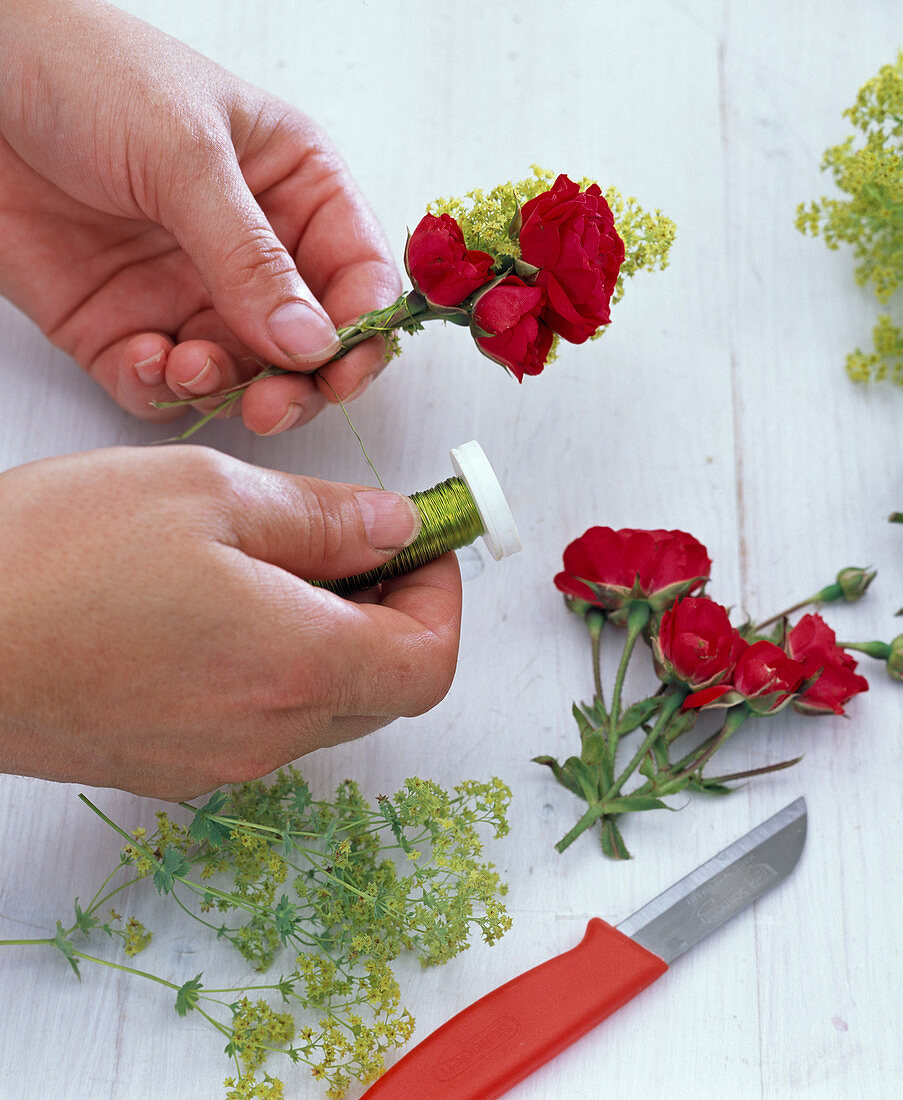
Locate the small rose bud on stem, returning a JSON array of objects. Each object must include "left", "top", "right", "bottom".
[
  {"left": 754, "top": 566, "right": 876, "bottom": 631},
  {"left": 838, "top": 635, "right": 903, "bottom": 681}
]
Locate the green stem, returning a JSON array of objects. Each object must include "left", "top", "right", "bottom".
[
  {"left": 152, "top": 289, "right": 434, "bottom": 417},
  {"left": 837, "top": 640, "right": 891, "bottom": 659},
  {"left": 606, "top": 602, "right": 651, "bottom": 770},
  {"left": 604, "top": 690, "right": 684, "bottom": 801},
  {"left": 86, "top": 876, "right": 145, "bottom": 918},
  {"left": 666, "top": 706, "right": 751, "bottom": 785},
  {"left": 71, "top": 948, "right": 181, "bottom": 991},
  {"left": 0, "top": 937, "right": 55, "bottom": 947},
  {"left": 82, "top": 865, "right": 126, "bottom": 915},
  {"left": 554, "top": 803, "right": 607, "bottom": 853},
  {"left": 754, "top": 593, "right": 823, "bottom": 632},
  {"left": 79, "top": 794, "right": 151, "bottom": 852},
  {"left": 587, "top": 609, "right": 606, "bottom": 708},
  {"left": 702, "top": 755, "right": 802, "bottom": 784}
]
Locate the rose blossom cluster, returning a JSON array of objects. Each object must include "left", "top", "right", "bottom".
[
  {"left": 542, "top": 526, "right": 883, "bottom": 858},
  {"left": 405, "top": 174, "right": 625, "bottom": 380},
  {"left": 555, "top": 525, "right": 869, "bottom": 716},
  {"left": 655, "top": 598, "right": 869, "bottom": 715}
]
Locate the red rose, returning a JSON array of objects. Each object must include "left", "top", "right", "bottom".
[
  {"left": 686, "top": 640, "right": 807, "bottom": 713},
  {"left": 786, "top": 613, "right": 869, "bottom": 715},
  {"left": 405, "top": 213, "right": 495, "bottom": 307},
  {"left": 519, "top": 174, "right": 625, "bottom": 343},
  {"left": 471, "top": 275, "right": 555, "bottom": 381},
  {"left": 653, "top": 597, "right": 746, "bottom": 690},
  {"left": 554, "top": 527, "right": 712, "bottom": 621}
]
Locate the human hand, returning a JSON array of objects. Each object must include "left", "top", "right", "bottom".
[
  {"left": 0, "top": 0, "right": 400, "bottom": 434},
  {"left": 0, "top": 446, "right": 461, "bottom": 798}
]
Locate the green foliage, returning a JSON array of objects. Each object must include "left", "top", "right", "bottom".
[
  {"left": 153, "top": 844, "right": 191, "bottom": 894},
  {"left": 52, "top": 920, "right": 81, "bottom": 979},
  {"left": 188, "top": 791, "right": 232, "bottom": 846},
  {"left": 796, "top": 53, "right": 903, "bottom": 384},
  {"left": 174, "top": 973, "right": 204, "bottom": 1017},
  {"left": 10, "top": 770, "right": 511, "bottom": 1099}
]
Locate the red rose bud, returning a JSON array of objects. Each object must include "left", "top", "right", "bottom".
[
  {"left": 732, "top": 640, "right": 807, "bottom": 714},
  {"left": 405, "top": 213, "right": 495, "bottom": 307},
  {"left": 684, "top": 639, "right": 807, "bottom": 712},
  {"left": 793, "top": 662, "right": 869, "bottom": 714},
  {"left": 786, "top": 613, "right": 869, "bottom": 715},
  {"left": 519, "top": 174, "right": 625, "bottom": 343},
  {"left": 653, "top": 597, "right": 746, "bottom": 690},
  {"left": 554, "top": 527, "right": 711, "bottom": 622},
  {"left": 471, "top": 275, "right": 554, "bottom": 381}
]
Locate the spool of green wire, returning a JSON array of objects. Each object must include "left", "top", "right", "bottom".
[{"left": 313, "top": 440, "right": 521, "bottom": 596}]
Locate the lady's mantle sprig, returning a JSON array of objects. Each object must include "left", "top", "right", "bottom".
[
  {"left": 796, "top": 52, "right": 903, "bottom": 385},
  {"left": 160, "top": 167, "right": 674, "bottom": 435},
  {"left": 0, "top": 769, "right": 512, "bottom": 1099},
  {"left": 537, "top": 526, "right": 888, "bottom": 859}
]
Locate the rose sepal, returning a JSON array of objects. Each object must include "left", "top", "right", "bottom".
[
  {"left": 506, "top": 194, "right": 523, "bottom": 241},
  {"left": 562, "top": 594, "right": 598, "bottom": 619},
  {"left": 513, "top": 257, "right": 541, "bottom": 280},
  {"left": 792, "top": 696, "right": 850, "bottom": 717},
  {"left": 397, "top": 259, "right": 482, "bottom": 321},
  {"left": 742, "top": 690, "right": 800, "bottom": 716},
  {"left": 402, "top": 226, "right": 416, "bottom": 284},
  {"left": 580, "top": 572, "right": 710, "bottom": 623},
  {"left": 465, "top": 271, "right": 520, "bottom": 342},
  {"left": 683, "top": 684, "right": 746, "bottom": 710},
  {"left": 651, "top": 639, "right": 735, "bottom": 693}
]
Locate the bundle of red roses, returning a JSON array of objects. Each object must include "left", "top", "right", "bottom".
[
  {"left": 405, "top": 174, "right": 625, "bottom": 379},
  {"left": 160, "top": 168, "right": 675, "bottom": 434},
  {"left": 538, "top": 525, "right": 893, "bottom": 859}
]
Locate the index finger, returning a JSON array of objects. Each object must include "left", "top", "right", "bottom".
[
  {"left": 297, "top": 185, "right": 402, "bottom": 402},
  {"left": 252, "top": 135, "right": 403, "bottom": 401}
]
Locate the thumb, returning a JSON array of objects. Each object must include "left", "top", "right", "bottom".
[
  {"left": 162, "top": 150, "right": 341, "bottom": 369},
  {"left": 227, "top": 468, "right": 423, "bottom": 582}
]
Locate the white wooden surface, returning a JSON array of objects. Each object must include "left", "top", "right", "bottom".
[{"left": 2, "top": 2, "right": 902, "bottom": 1098}]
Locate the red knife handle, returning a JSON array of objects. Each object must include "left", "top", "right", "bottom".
[{"left": 361, "top": 918, "right": 668, "bottom": 1100}]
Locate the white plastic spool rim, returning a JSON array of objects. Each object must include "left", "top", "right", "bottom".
[{"left": 449, "top": 440, "right": 522, "bottom": 561}]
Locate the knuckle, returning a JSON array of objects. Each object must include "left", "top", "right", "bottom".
[
  {"left": 170, "top": 444, "right": 241, "bottom": 500},
  {"left": 293, "top": 480, "right": 356, "bottom": 567},
  {"left": 218, "top": 227, "right": 297, "bottom": 294}
]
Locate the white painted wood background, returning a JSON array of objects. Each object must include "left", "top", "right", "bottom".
[{"left": 2, "top": 1, "right": 902, "bottom": 1097}]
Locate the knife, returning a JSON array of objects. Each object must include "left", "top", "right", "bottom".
[{"left": 361, "top": 797, "right": 806, "bottom": 1100}]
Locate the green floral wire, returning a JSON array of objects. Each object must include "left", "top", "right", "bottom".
[{"left": 313, "top": 476, "right": 484, "bottom": 596}]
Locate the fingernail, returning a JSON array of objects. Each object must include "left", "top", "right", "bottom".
[
  {"left": 355, "top": 491, "right": 422, "bottom": 551},
  {"left": 134, "top": 350, "right": 165, "bottom": 385},
  {"left": 260, "top": 401, "right": 304, "bottom": 436},
  {"left": 345, "top": 373, "right": 375, "bottom": 402},
  {"left": 182, "top": 356, "right": 219, "bottom": 394},
  {"left": 267, "top": 300, "right": 341, "bottom": 365}
]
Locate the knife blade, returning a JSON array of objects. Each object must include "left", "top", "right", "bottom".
[{"left": 361, "top": 797, "right": 806, "bottom": 1100}]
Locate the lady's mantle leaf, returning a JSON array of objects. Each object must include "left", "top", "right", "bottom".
[
  {"left": 153, "top": 845, "right": 190, "bottom": 895},
  {"left": 174, "top": 973, "right": 204, "bottom": 1016}
]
